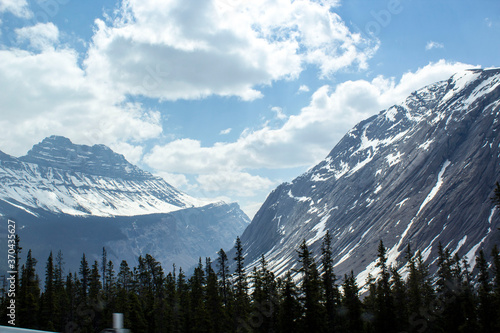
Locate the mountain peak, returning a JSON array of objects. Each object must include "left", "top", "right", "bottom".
[
  {"left": 236, "top": 69, "right": 500, "bottom": 284},
  {"left": 1, "top": 135, "right": 219, "bottom": 216},
  {"left": 19, "top": 136, "right": 150, "bottom": 180}
]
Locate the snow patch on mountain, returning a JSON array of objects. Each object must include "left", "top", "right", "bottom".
[
  {"left": 0, "top": 137, "right": 216, "bottom": 217},
  {"left": 235, "top": 68, "right": 500, "bottom": 288},
  {"left": 416, "top": 160, "right": 451, "bottom": 216}
]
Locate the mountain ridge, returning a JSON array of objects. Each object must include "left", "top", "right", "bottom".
[
  {"left": 0, "top": 136, "right": 250, "bottom": 273},
  {"left": 234, "top": 68, "right": 500, "bottom": 285},
  {"left": 19, "top": 135, "right": 151, "bottom": 180},
  {"left": 0, "top": 136, "right": 215, "bottom": 217}
]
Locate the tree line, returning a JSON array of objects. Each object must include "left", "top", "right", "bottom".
[{"left": 1, "top": 232, "right": 500, "bottom": 333}]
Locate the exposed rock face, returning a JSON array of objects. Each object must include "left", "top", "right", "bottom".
[
  {"left": 235, "top": 69, "right": 500, "bottom": 284},
  {"left": 0, "top": 136, "right": 250, "bottom": 272},
  {"left": 0, "top": 136, "right": 211, "bottom": 216}
]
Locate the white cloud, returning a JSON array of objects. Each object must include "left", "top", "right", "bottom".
[
  {"left": 156, "top": 172, "right": 191, "bottom": 190},
  {"left": 426, "top": 41, "right": 444, "bottom": 51},
  {"left": 197, "top": 171, "right": 274, "bottom": 197},
  {"left": 83, "top": 0, "right": 376, "bottom": 101},
  {"left": 220, "top": 128, "right": 232, "bottom": 135},
  {"left": 144, "top": 60, "right": 474, "bottom": 197},
  {"left": 298, "top": 85, "right": 310, "bottom": 93},
  {"left": 0, "top": 45, "right": 162, "bottom": 163},
  {"left": 16, "top": 23, "right": 59, "bottom": 50},
  {"left": 271, "top": 106, "right": 287, "bottom": 120},
  {"left": 0, "top": 0, "right": 32, "bottom": 18}
]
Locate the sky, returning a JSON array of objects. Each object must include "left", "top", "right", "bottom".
[{"left": 0, "top": 0, "right": 499, "bottom": 219}]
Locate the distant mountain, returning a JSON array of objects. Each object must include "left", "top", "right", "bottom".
[
  {"left": 0, "top": 136, "right": 250, "bottom": 272},
  {"left": 234, "top": 68, "right": 500, "bottom": 285},
  {"left": 0, "top": 135, "right": 211, "bottom": 217}
]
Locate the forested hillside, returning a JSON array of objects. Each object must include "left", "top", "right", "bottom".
[{"left": 2, "top": 230, "right": 500, "bottom": 333}]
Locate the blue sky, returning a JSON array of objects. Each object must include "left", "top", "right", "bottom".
[{"left": 1, "top": 0, "right": 499, "bottom": 218}]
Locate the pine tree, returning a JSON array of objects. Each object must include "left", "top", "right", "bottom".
[
  {"left": 405, "top": 245, "right": 423, "bottom": 314},
  {"left": 177, "top": 268, "right": 190, "bottom": 332},
  {"left": 128, "top": 292, "right": 148, "bottom": 333},
  {"left": 104, "top": 259, "right": 115, "bottom": 311},
  {"left": 297, "top": 240, "right": 325, "bottom": 332},
  {"left": 414, "top": 250, "right": 434, "bottom": 307},
  {"left": 136, "top": 254, "right": 165, "bottom": 332},
  {"left": 64, "top": 272, "right": 77, "bottom": 330},
  {"left": 477, "top": 250, "right": 493, "bottom": 333},
  {"left": 163, "top": 269, "right": 178, "bottom": 333},
  {"left": 18, "top": 249, "right": 40, "bottom": 329},
  {"left": 390, "top": 265, "right": 408, "bottom": 332},
  {"left": 250, "top": 255, "right": 278, "bottom": 332},
  {"left": 491, "top": 245, "right": 500, "bottom": 331},
  {"left": 79, "top": 253, "right": 90, "bottom": 301},
  {"left": 233, "top": 236, "right": 250, "bottom": 331},
  {"left": 374, "top": 240, "right": 394, "bottom": 333},
  {"left": 457, "top": 256, "right": 478, "bottom": 332},
  {"left": 217, "top": 248, "right": 230, "bottom": 307},
  {"left": 40, "top": 252, "right": 56, "bottom": 331},
  {"left": 52, "top": 250, "right": 67, "bottom": 331},
  {"left": 435, "top": 242, "right": 458, "bottom": 331},
  {"left": 341, "top": 271, "right": 362, "bottom": 333},
  {"left": 278, "top": 271, "right": 302, "bottom": 333},
  {"left": 88, "top": 260, "right": 103, "bottom": 332},
  {"left": 363, "top": 272, "right": 377, "bottom": 332},
  {"left": 190, "top": 258, "right": 209, "bottom": 333},
  {"left": 205, "top": 258, "right": 225, "bottom": 333},
  {"left": 321, "top": 230, "right": 340, "bottom": 332},
  {"left": 89, "top": 260, "right": 102, "bottom": 300}
]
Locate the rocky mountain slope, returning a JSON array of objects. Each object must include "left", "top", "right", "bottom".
[
  {"left": 235, "top": 68, "right": 500, "bottom": 284},
  {"left": 0, "top": 136, "right": 250, "bottom": 272},
  {"left": 0, "top": 135, "right": 211, "bottom": 217}
]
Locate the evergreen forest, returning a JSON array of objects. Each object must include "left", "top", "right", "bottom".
[{"left": 1, "top": 231, "right": 500, "bottom": 333}]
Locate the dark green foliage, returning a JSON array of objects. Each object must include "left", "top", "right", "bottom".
[
  {"left": 217, "top": 248, "right": 230, "bottom": 307},
  {"left": 233, "top": 236, "right": 250, "bottom": 330},
  {"left": 278, "top": 271, "right": 302, "bottom": 333},
  {"left": 39, "top": 252, "right": 56, "bottom": 331},
  {"left": 18, "top": 249, "right": 40, "bottom": 329},
  {"left": 321, "top": 230, "right": 340, "bottom": 331},
  {"left": 79, "top": 253, "right": 90, "bottom": 301},
  {"left": 477, "top": 250, "right": 493, "bottom": 333},
  {"left": 250, "top": 255, "right": 278, "bottom": 332},
  {"left": 297, "top": 240, "right": 325, "bottom": 332},
  {"left": 204, "top": 258, "right": 225, "bottom": 333},
  {"left": 340, "top": 271, "right": 363, "bottom": 333},
  {"left": 374, "top": 240, "right": 394, "bottom": 333},
  {"left": 491, "top": 245, "right": 500, "bottom": 331},
  {"left": 390, "top": 265, "right": 408, "bottom": 332},
  {"left": 8, "top": 232, "right": 500, "bottom": 333}
]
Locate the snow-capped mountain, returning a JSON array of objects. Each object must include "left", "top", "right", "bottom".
[
  {"left": 0, "top": 136, "right": 250, "bottom": 272},
  {"left": 235, "top": 68, "right": 500, "bottom": 284},
  {"left": 0, "top": 135, "right": 211, "bottom": 217}
]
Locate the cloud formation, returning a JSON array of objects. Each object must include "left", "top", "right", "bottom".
[
  {"left": 0, "top": 0, "right": 376, "bottom": 165},
  {"left": 0, "top": 0, "right": 31, "bottom": 18},
  {"left": 426, "top": 41, "right": 444, "bottom": 50},
  {"left": 144, "top": 60, "right": 474, "bottom": 197},
  {"left": 84, "top": 0, "right": 376, "bottom": 101},
  {"left": 16, "top": 22, "right": 59, "bottom": 50},
  {"left": 0, "top": 25, "right": 162, "bottom": 163}
]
